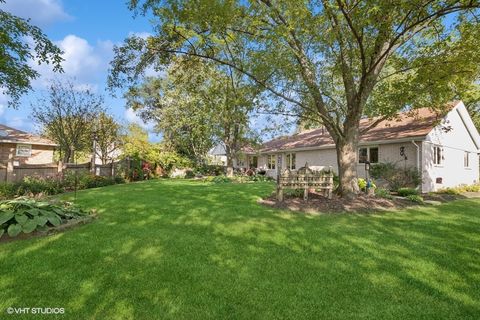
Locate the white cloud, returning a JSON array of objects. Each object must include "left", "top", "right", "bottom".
[
  {"left": 59, "top": 35, "right": 101, "bottom": 76},
  {"left": 30, "top": 34, "right": 113, "bottom": 89},
  {"left": 2, "top": 0, "right": 72, "bottom": 27}
]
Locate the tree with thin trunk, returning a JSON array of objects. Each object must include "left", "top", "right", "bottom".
[
  {"left": 110, "top": 0, "right": 480, "bottom": 197},
  {"left": 94, "top": 113, "right": 122, "bottom": 165},
  {"left": 31, "top": 79, "right": 105, "bottom": 163}
]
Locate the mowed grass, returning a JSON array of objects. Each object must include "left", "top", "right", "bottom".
[{"left": 1, "top": 179, "right": 480, "bottom": 320}]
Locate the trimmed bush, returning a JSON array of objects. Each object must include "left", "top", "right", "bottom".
[
  {"left": 397, "top": 187, "right": 419, "bottom": 197},
  {"left": 0, "top": 197, "right": 90, "bottom": 239}
]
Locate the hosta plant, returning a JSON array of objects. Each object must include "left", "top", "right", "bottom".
[{"left": 0, "top": 197, "right": 89, "bottom": 239}]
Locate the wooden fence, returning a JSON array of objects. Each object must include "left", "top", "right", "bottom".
[{"left": 277, "top": 164, "right": 334, "bottom": 201}]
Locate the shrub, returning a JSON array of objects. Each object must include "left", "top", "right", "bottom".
[
  {"left": 284, "top": 188, "right": 305, "bottom": 198},
  {"left": 184, "top": 169, "right": 195, "bottom": 179},
  {"left": 0, "top": 197, "right": 90, "bottom": 239},
  {"left": 397, "top": 187, "right": 419, "bottom": 197},
  {"left": 437, "top": 184, "right": 480, "bottom": 194},
  {"left": 211, "top": 176, "right": 232, "bottom": 183},
  {"left": 406, "top": 194, "right": 424, "bottom": 203},
  {"left": 195, "top": 165, "right": 225, "bottom": 176},
  {"left": 358, "top": 178, "right": 376, "bottom": 191},
  {"left": 0, "top": 172, "right": 126, "bottom": 200},
  {"left": 248, "top": 175, "right": 274, "bottom": 182},
  {"left": 436, "top": 187, "right": 461, "bottom": 195},
  {"left": 375, "top": 188, "right": 393, "bottom": 199},
  {"left": 370, "top": 162, "right": 421, "bottom": 191}
]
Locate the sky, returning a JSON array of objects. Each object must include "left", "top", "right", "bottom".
[{"left": 0, "top": 0, "right": 161, "bottom": 140}]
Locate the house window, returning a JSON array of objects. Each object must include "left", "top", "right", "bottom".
[
  {"left": 16, "top": 144, "right": 32, "bottom": 157},
  {"left": 433, "top": 146, "right": 443, "bottom": 165},
  {"left": 358, "top": 147, "right": 378, "bottom": 163},
  {"left": 464, "top": 152, "right": 470, "bottom": 168},
  {"left": 267, "top": 155, "right": 276, "bottom": 170},
  {"left": 285, "top": 153, "right": 296, "bottom": 170}
]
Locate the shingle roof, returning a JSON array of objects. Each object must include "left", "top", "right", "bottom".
[
  {"left": 260, "top": 102, "right": 459, "bottom": 153},
  {"left": 0, "top": 124, "right": 58, "bottom": 146}
]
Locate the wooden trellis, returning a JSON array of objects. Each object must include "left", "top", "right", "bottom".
[{"left": 277, "top": 163, "right": 334, "bottom": 201}]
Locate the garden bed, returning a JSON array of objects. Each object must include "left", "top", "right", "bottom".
[
  {"left": 0, "top": 197, "right": 95, "bottom": 243},
  {"left": 259, "top": 189, "right": 479, "bottom": 214},
  {"left": 0, "top": 214, "right": 96, "bottom": 243}
]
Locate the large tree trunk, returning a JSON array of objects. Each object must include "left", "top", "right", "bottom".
[
  {"left": 335, "top": 131, "right": 360, "bottom": 198},
  {"left": 226, "top": 156, "right": 234, "bottom": 177}
]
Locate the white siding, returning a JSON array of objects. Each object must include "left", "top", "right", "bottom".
[{"left": 422, "top": 103, "right": 480, "bottom": 192}]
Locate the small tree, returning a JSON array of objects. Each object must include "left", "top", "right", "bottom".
[
  {"left": 31, "top": 79, "right": 105, "bottom": 163},
  {"left": 94, "top": 113, "right": 122, "bottom": 164},
  {"left": 0, "top": 0, "right": 63, "bottom": 107}
]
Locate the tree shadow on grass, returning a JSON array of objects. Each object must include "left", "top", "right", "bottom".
[{"left": 0, "top": 180, "right": 479, "bottom": 319}]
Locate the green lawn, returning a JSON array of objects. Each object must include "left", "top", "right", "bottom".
[{"left": 1, "top": 180, "right": 479, "bottom": 319}]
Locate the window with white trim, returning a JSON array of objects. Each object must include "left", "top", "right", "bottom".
[
  {"left": 433, "top": 146, "right": 443, "bottom": 165},
  {"left": 285, "top": 153, "right": 296, "bottom": 170},
  {"left": 464, "top": 152, "right": 470, "bottom": 168},
  {"left": 16, "top": 144, "right": 32, "bottom": 157},
  {"left": 267, "top": 155, "right": 276, "bottom": 169},
  {"left": 358, "top": 147, "right": 378, "bottom": 163}
]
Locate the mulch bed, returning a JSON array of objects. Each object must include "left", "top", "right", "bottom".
[
  {"left": 259, "top": 190, "right": 479, "bottom": 214},
  {"left": 0, "top": 214, "right": 97, "bottom": 244}
]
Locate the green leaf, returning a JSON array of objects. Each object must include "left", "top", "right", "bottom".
[
  {"left": 40, "top": 210, "right": 56, "bottom": 218},
  {"left": 34, "top": 216, "right": 48, "bottom": 227},
  {"left": 47, "top": 215, "right": 61, "bottom": 227},
  {"left": 22, "top": 220, "right": 37, "bottom": 234},
  {"left": 15, "top": 214, "right": 28, "bottom": 225},
  {"left": 0, "top": 228, "right": 4, "bottom": 239},
  {"left": 27, "top": 208, "right": 40, "bottom": 216},
  {"left": 0, "top": 211, "right": 15, "bottom": 224},
  {"left": 7, "top": 224, "right": 22, "bottom": 237}
]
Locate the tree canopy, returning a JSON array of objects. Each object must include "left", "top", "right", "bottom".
[
  {"left": 31, "top": 79, "right": 105, "bottom": 163},
  {"left": 125, "top": 57, "right": 259, "bottom": 173},
  {"left": 0, "top": 0, "right": 63, "bottom": 107},
  {"left": 110, "top": 0, "right": 480, "bottom": 196}
]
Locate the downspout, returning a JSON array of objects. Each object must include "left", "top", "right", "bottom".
[{"left": 411, "top": 140, "right": 421, "bottom": 191}]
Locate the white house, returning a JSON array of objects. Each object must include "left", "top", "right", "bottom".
[{"left": 242, "top": 101, "right": 480, "bottom": 193}]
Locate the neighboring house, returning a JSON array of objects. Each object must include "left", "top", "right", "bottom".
[
  {"left": 0, "top": 124, "right": 58, "bottom": 182},
  {"left": 249, "top": 101, "right": 480, "bottom": 193},
  {"left": 207, "top": 143, "right": 258, "bottom": 169}
]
